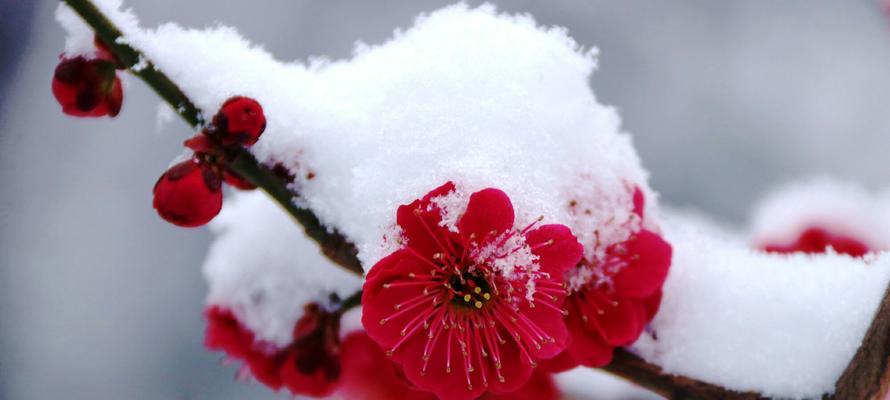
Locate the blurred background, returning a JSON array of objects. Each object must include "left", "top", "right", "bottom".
[{"left": 2, "top": 1, "right": 890, "bottom": 399}]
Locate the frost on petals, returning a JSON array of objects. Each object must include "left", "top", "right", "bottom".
[
  {"left": 546, "top": 188, "right": 671, "bottom": 370},
  {"left": 361, "top": 182, "right": 582, "bottom": 400}
]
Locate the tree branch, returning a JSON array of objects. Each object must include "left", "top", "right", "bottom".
[
  {"left": 61, "top": 0, "right": 364, "bottom": 277},
  {"left": 60, "top": 1, "right": 890, "bottom": 399},
  {"left": 602, "top": 350, "right": 767, "bottom": 400},
  {"left": 833, "top": 282, "right": 890, "bottom": 399}
]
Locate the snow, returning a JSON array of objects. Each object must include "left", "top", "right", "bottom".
[
  {"left": 56, "top": 2, "right": 890, "bottom": 398},
  {"left": 556, "top": 369, "right": 662, "bottom": 400},
  {"left": 203, "top": 191, "right": 361, "bottom": 347},
  {"left": 58, "top": 1, "right": 653, "bottom": 269},
  {"left": 749, "top": 177, "right": 890, "bottom": 250},
  {"left": 633, "top": 212, "right": 890, "bottom": 398}
]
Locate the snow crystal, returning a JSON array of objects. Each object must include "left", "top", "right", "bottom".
[
  {"left": 633, "top": 212, "right": 890, "bottom": 398},
  {"left": 60, "top": 1, "right": 652, "bottom": 269},
  {"left": 428, "top": 186, "right": 469, "bottom": 233},
  {"left": 749, "top": 177, "right": 890, "bottom": 250},
  {"left": 203, "top": 191, "right": 361, "bottom": 347}
]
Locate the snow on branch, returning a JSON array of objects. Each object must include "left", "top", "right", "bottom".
[{"left": 55, "top": 0, "right": 890, "bottom": 398}]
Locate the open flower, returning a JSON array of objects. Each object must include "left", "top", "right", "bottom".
[
  {"left": 361, "top": 182, "right": 583, "bottom": 400},
  {"left": 545, "top": 188, "right": 671, "bottom": 371},
  {"left": 205, "top": 304, "right": 342, "bottom": 397},
  {"left": 760, "top": 226, "right": 870, "bottom": 257}
]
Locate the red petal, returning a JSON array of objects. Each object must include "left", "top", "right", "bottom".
[
  {"left": 632, "top": 186, "right": 645, "bottom": 219},
  {"left": 564, "top": 300, "right": 614, "bottom": 367},
  {"left": 514, "top": 300, "right": 569, "bottom": 360},
  {"left": 246, "top": 351, "right": 285, "bottom": 389},
  {"left": 362, "top": 252, "right": 435, "bottom": 349},
  {"left": 611, "top": 230, "right": 672, "bottom": 298},
  {"left": 643, "top": 290, "right": 663, "bottom": 322},
  {"left": 103, "top": 75, "right": 123, "bottom": 117},
  {"left": 458, "top": 188, "right": 515, "bottom": 244},
  {"left": 538, "top": 350, "right": 578, "bottom": 373},
  {"left": 279, "top": 352, "right": 339, "bottom": 397},
  {"left": 396, "top": 182, "right": 457, "bottom": 259},
  {"left": 396, "top": 329, "right": 490, "bottom": 400},
  {"left": 485, "top": 332, "right": 535, "bottom": 395},
  {"left": 482, "top": 369, "right": 560, "bottom": 400},
  {"left": 339, "top": 332, "right": 437, "bottom": 400},
  {"left": 524, "top": 224, "right": 583, "bottom": 277},
  {"left": 204, "top": 306, "right": 254, "bottom": 359},
  {"left": 584, "top": 293, "right": 645, "bottom": 346}
]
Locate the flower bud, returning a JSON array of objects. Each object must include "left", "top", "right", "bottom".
[
  {"left": 211, "top": 96, "right": 266, "bottom": 146},
  {"left": 152, "top": 159, "right": 223, "bottom": 227},
  {"left": 52, "top": 56, "right": 123, "bottom": 117}
]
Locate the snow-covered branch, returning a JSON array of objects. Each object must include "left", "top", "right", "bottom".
[
  {"left": 53, "top": 1, "right": 890, "bottom": 399},
  {"left": 60, "top": 0, "right": 363, "bottom": 276}
]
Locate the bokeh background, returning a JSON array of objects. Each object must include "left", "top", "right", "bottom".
[{"left": 2, "top": 1, "right": 890, "bottom": 399}]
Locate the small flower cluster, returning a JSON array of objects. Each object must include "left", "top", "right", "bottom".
[
  {"left": 355, "top": 183, "right": 671, "bottom": 400},
  {"left": 545, "top": 188, "right": 671, "bottom": 371},
  {"left": 52, "top": 36, "right": 124, "bottom": 117},
  {"left": 152, "top": 96, "right": 266, "bottom": 227},
  {"left": 205, "top": 304, "right": 342, "bottom": 397}
]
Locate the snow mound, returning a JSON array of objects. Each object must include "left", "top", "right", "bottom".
[
  {"left": 749, "top": 177, "right": 890, "bottom": 250},
  {"left": 634, "top": 212, "right": 890, "bottom": 398},
  {"left": 58, "top": 1, "right": 653, "bottom": 268},
  {"left": 203, "top": 191, "right": 361, "bottom": 346}
]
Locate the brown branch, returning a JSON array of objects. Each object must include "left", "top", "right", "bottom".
[
  {"left": 832, "top": 282, "right": 890, "bottom": 400},
  {"left": 61, "top": 0, "right": 363, "bottom": 276},
  {"left": 602, "top": 349, "right": 767, "bottom": 400},
  {"left": 60, "top": 1, "right": 890, "bottom": 399}
]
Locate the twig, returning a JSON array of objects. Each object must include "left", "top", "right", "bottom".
[
  {"left": 602, "top": 350, "right": 767, "bottom": 400},
  {"left": 61, "top": 0, "right": 363, "bottom": 276},
  {"left": 59, "top": 1, "right": 890, "bottom": 398}
]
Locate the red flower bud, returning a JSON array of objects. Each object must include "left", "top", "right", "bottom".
[
  {"left": 152, "top": 159, "right": 223, "bottom": 227},
  {"left": 211, "top": 96, "right": 266, "bottom": 146},
  {"left": 52, "top": 56, "right": 123, "bottom": 118}
]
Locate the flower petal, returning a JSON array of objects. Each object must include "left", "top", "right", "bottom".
[
  {"left": 485, "top": 335, "right": 534, "bottom": 395},
  {"left": 612, "top": 230, "right": 672, "bottom": 298},
  {"left": 538, "top": 350, "right": 578, "bottom": 373},
  {"left": 339, "top": 332, "right": 437, "bottom": 400},
  {"left": 279, "top": 351, "right": 339, "bottom": 397},
  {"left": 564, "top": 300, "right": 614, "bottom": 367},
  {"left": 397, "top": 182, "right": 457, "bottom": 258},
  {"left": 458, "top": 188, "right": 515, "bottom": 244},
  {"left": 632, "top": 186, "right": 645, "bottom": 219},
  {"left": 483, "top": 368, "right": 560, "bottom": 400},
  {"left": 397, "top": 324, "right": 490, "bottom": 400},
  {"left": 524, "top": 224, "right": 583, "bottom": 277},
  {"left": 581, "top": 291, "right": 645, "bottom": 346},
  {"left": 643, "top": 290, "right": 663, "bottom": 321},
  {"left": 362, "top": 252, "right": 434, "bottom": 349},
  {"left": 515, "top": 299, "right": 569, "bottom": 360}
]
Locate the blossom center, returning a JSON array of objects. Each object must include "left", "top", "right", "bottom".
[{"left": 447, "top": 272, "right": 494, "bottom": 310}]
